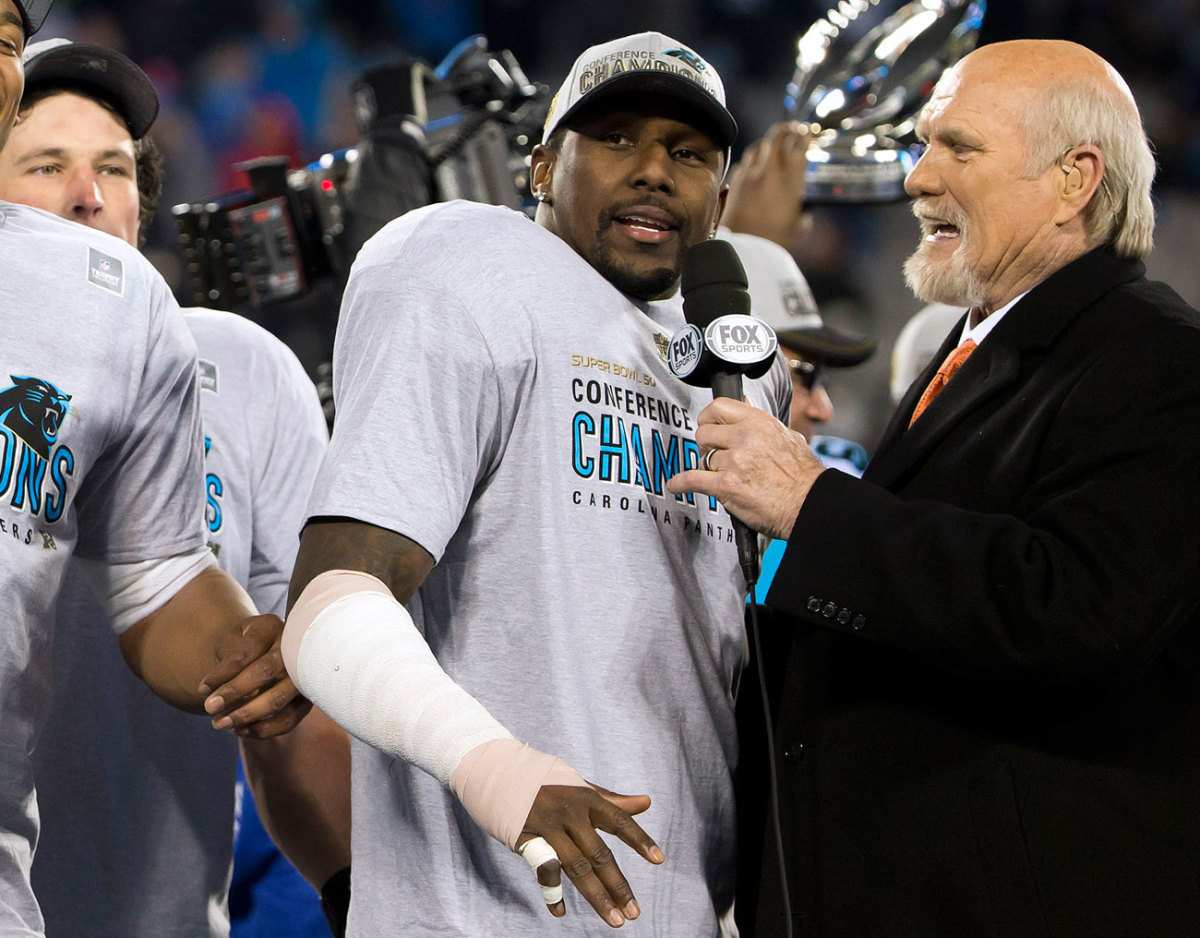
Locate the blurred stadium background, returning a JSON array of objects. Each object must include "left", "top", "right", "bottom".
[{"left": 38, "top": 0, "right": 1200, "bottom": 446}]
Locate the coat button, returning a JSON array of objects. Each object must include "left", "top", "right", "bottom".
[
  {"left": 822, "top": 602, "right": 837, "bottom": 618},
  {"left": 806, "top": 596, "right": 821, "bottom": 612},
  {"left": 782, "top": 741, "right": 805, "bottom": 764},
  {"left": 852, "top": 614, "right": 867, "bottom": 631},
  {"left": 836, "top": 608, "right": 851, "bottom": 625}
]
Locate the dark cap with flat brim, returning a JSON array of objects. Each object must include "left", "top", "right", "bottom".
[
  {"left": 13, "top": 0, "right": 52, "bottom": 38},
  {"left": 542, "top": 31, "right": 737, "bottom": 148},
  {"left": 22, "top": 38, "right": 159, "bottom": 139}
]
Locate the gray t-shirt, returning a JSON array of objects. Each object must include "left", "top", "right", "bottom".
[
  {"left": 0, "top": 203, "right": 205, "bottom": 936},
  {"left": 309, "top": 201, "right": 790, "bottom": 937},
  {"left": 31, "top": 308, "right": 328, "bottom": 937}
]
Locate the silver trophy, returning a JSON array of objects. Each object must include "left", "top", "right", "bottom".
[{"left": 787, "top": 0, "right": 986, "bottom": 203}]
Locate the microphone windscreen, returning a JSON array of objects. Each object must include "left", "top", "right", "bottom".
[{"left": 681, "top": 239, "right": 751, "bottom": 328}]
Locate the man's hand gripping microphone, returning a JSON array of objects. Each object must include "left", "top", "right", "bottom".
[{"left": 667, "top": 239, "right": 778, "bottom": 587}]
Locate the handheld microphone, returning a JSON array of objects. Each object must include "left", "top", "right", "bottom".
[{"left": 667, "top": 238, "right": 778, "bottom": 587}]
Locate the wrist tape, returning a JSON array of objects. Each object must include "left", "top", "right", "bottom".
[{"left": 450, "top": 738, "right": 587, "bottom": 850}]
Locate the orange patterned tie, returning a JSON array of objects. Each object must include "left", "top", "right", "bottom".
[{"left": 908, "top": 338, "right": 976, "bottom": 427}]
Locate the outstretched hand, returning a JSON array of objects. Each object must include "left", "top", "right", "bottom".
[
  {"left": 517, "top": 782, "right": 663, "bottom": 927},
  {"left": 201, "top": 613, "right": 311, "bottom": 737}
]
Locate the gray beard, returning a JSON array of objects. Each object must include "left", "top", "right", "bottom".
[{"left": 903, "top": 241, "right": 987, "bottom": 309}]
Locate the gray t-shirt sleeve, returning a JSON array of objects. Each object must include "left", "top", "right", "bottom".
[
  {"left": 246, "top": 332, "right": 328, "bottom": 617},
  {"left": 309, "top": 221, "right": 510, "bottom": 560},
  {"left": 75, "top": 278, "right": 205, "bottom": 564}
]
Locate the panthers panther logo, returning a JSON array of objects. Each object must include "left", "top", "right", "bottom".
[
  {"left": 664, "top": 48, "right": 707, "bottom": 74},
  {"left": 0, "top": 376, "right": 72, "bottom": 460}
]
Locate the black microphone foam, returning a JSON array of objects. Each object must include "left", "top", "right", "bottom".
[
  {"left": 681, "top": 239, "right": 751, "bottom": 328},
  {"left": 678, "top": 238, "right": 763, "bottom": 589}
]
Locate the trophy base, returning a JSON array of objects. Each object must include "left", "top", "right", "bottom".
[{"left": 803, "top": 147, "right": 918, "bottom": 204}]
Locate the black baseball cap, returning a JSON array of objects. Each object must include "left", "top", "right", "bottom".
[
  {"left": 22, "top": 38, "right": 159, "bottom": 139},
  {"left": 13, "top": 0, "right": 52, "bottom": 38}
]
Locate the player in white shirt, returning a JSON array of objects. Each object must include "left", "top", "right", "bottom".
[
  {"left": 0, "top": 16, "right": 326, "bottom": 938},
  {"left": 28, "top": 306, "right": 331, "bottom": 937},
  {"left": 284, "top": 31, "right": 789, "bottom": 937}
]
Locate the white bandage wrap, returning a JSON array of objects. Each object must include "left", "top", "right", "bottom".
[
  {"left": 283, "top": 570, "right": 513, "bottom": 786},
  {"left": 518, "top": 837, "right": 563, "bottom": 905},
  {"left": 76, "top": 548, "right": 217, "bottom": 634},
  {"left": 284, "top": 570, "right": 590, "bottom": 852}
]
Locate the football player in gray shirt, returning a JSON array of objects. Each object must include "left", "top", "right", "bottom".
[
  {"left": 0, "top": 32, "right": 353, "bottom": 938},
  {"left": 0, "top": 4, "right": 310, "bottom": 935},
  {"left": 284, "top": 30, "right": 789, "bottom": 937}
]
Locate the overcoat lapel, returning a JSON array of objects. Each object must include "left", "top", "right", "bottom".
[{"left": 865, "top": 248, "right": 1145, "bottom": 490}]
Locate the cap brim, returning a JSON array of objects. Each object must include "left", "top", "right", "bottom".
[
  {"left": 15, "top": 0, "right": 52, "bottom": 38},
  {"left": 24, "top": 42, "right": 159, "bottom": 138},
  {"left": 556, "top": 71, "right": 737, "bottom": 147},
  {"left": 777, "top": 325, "right": 876, "bottom": 367}
]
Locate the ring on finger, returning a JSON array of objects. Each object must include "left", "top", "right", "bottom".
[
  {"left": 703, "top": 449, "right": 717, "bottom": 472},
  {"left": 518, "top": 836, "right": 563, "bottom": 905}
]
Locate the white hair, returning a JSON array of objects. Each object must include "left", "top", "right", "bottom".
[{"left": 1017, "top": 68, "right": 1156, "bottom": 260}]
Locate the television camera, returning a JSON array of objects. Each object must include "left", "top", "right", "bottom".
[{"left": 173, "top": 35, "right": 548, "bottom": 312}]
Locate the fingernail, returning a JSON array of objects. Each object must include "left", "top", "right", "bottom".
[
  {"left": 198, "top": 683, "right": 212, "bottom": 695},
  {"left": 608, "top": 909, "right": 625, "bottom": 927},
  {"left": 204, "top": 695, "right": 224, "bottom": 715},
  {"left": 211, "top": 716, "right": 233, "bottom": 731},
  {"left": 625, "top": 900, "right": 640, "bottom": 919},
  {"left": 649, "top": 846, "right": 665, "bottom": 863}
]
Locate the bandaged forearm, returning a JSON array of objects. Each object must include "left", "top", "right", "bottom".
[{"left": 283, "top": 570, "right": 587, "bottom": 850}]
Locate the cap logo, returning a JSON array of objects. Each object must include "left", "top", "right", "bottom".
[
  {"left": 663, "top": 48, "right": 707, "bottom": 74},
  {"left": 783, "top": 286, "right": 807, "bottom": 316}
]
